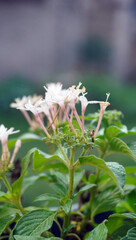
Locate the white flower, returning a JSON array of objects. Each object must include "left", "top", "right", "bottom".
[
  {"left": 18, "top": 99, "right": 44, "bottom": 115},
  {"left": 10, "top": 96, "right": 28, "bottom": 109},
  {"left": 67, "top": 82, "right": 86, "bottom": 109},
  {"left": 0, "top": 124, "right": 19, "bottom": 145},
  {"left": 44, "top": 82, "right": 63, "bottom": 96},
  {"left": 10, "top": 95, "right": 42, "bottom": 109},
  {"left": 79, "top": 94, "right": 88, "bottom": 110},
  {"left": 29, "top": 94, "right": 43, "bottom": 104},
  {"left": 44, "top": 83, "right": 69, "bottom": 108},
  {"left": 88, "top": 93, "right": 110, "bottom": 113},
  {"left": 0, "top": 125, "right": 20, "bottom": 167}
]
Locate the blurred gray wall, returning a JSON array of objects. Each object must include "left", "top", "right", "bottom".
[{"left": 0, "top": 0, "right": 136, "bottom": 81}]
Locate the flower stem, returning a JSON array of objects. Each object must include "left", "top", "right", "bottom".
[
  {"left": 54, "top": 219, "right": 62, "bottom": 236},
  {"left": 68, "top": 148, "right": 75, "bottom": 199},
  {"left": 62, "top": 148, "right": 75, "bottom": 238},
  {"left": 94, "top": 110, "right": 103, "bottom": 139},
  {"left": 2, "top": 175, "right": 12, "bottom": 193},
  {"left": 73, "top": 107, "right": 82, "bottom": 130},
  {"left": 15, "top": 200, "right": 26, "bottom": 215},
  {"left": 57, "top": 143, "right": 69, "bottom": 166}
]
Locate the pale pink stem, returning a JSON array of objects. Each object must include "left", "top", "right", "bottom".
[
  {"left": 36, "top": 114, "right": 51, "bottom": 138},
  {"left": 61, "top": 106, "right": 77, "bottom": 136},
  {"left": 2, "top": 144, "right": 9, "bottom": 162},
  {"left": 50, "top": 106, "right": 55, "bottom": 120},
  {"left": 94, "top": 109, "right": 104, "bottom": 139},
  {"left": 10, "top": 140, "right": 21, "bottom": 165},
  {"left": 21, "top": 110, "right": 33, "bottom": 127},
  {"left": 70, "top": 109, "right": 74, "bottom": 122},
  {"left": 63, "top": 105, "right": 70, "bottom": 122},
  {"left": 59, "top": 108, "right": 62, "bottom": 121},
  {"left": 81, "top": 108, "right": 85, "bottom": 135},
  {"left": 73, "top": 107, "right": 82, "bottom": 129}
]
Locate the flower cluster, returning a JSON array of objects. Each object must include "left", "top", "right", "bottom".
[
  {"left": 0, "top": 124, "right": 21, "bottom": 173},
  {"left": 10, "top": 82, "right": 110, "bottom": 138}
]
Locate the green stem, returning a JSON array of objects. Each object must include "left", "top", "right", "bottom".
[
  {"left": 2, "top": 175, "right": 12, "bottom": 193},
  {"left": 67, "top": 233, "right": 81, "bottom": 240},
  {"left": 68, "top": 148, "right": 75, "bottom": 199},
  {"left": 62, "top": 148, "right": 75, "bottom": 238},
  {"left": 57, "top": 143, "right": 69, "bottom": 166},
  {"left": 0, "top": 236, "right": 10, "bottom": 240},
  {"left": 81, "top": 147, "right": 87, "bottom": 157},
  {"left": 15, "top": 200, "right": 26, "bottom": 215},
  {"left": 54, "top": 219, "right": 62, "bottom": 235}
]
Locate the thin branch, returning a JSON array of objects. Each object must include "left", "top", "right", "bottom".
[{"left": 48, "top": 106, "right": 61, "bottom": 129}]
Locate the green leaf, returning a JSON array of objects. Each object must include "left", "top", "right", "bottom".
[
  {"left": 126, "top": 175, "right": 136, "bottom": 185},
  {"left": 120, "top": 227, "right": 136, "bottom": 240},
  {"left": 107, "top": 213, "right": 136, "bottom": 235},
  {"left": 12, "top": 174, "right": 25, "bottom": 199},
  {"left": 108, "top": 137, "right": 136, "bottom": 161},
  {"left": 14, "top": 236, "right": 45, "bottom": 240},
  {"left": 49, "top": 170, "right": 68, "bottom": 187},
  {"left": 11, "top": 148, "right": 37, "bottom": 199},
  {"left": 41, "top": 162, "right": 67, "bottom": 172},
  {"left": 21, "top": 173, "right": 49, "bottom": 195},
  {"left": 84, "top": 220, "right": 108, "bottom": 240},
  {"left": 125, "top": 166, "right": 136, "bottom": 174},
  {"left": 106, "top": 162, "right": 126, "bottom": 188},
  {"left": 62, "top": 223, "right": 77, "bottom": 234},
  {"left": 33, "top": 149, "right": 65, "bottom": 170},
  {"left": 0, "top": 205, "right": 19, "bottom": 218},
  {"left": 0, "top": 192, "right": 13, "bottom": 203},
  {"left": 13, "top": 209, "right": 56, "bottom": 236},
  {"left": 73, "top": 184, "right": 96, "bottom": 198},
  {"left": 73, "top": 170, "right": 85, "bottom": 190},
  {"left": 14, "top": 236, "right": 63, "bottom": 240},
  {"left": 0, "top": 215, "right": 15, "bottom": 235},
  {"left": 128, "top": 142, "right": 136, "bottom": 159},
  {"left": 50, "top": 183, "right": 67, "bottom": 197},
  {"left": 79, "top": 155, "right": 126, "bottom": 193},
  {"left": 111, "top": 213, "right": 136, "bottom": 220},
  {"left": 118, "top": 127, "right": 136, "bottom": 137},
  {"left": 22, "top": 148, "right": 37, "bottom": 174},
  {"left": 105, "top": 126, "right": 123, "bottom": 139},
  {"left": 91, "top": 187, "right": 121, "bottom": 217},
  {"left": 34, "top": 193, "right": 61, "bottom": 202}
]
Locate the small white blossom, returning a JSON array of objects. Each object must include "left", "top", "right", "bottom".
[
  {"left": 0, "top": 125, "right": 20, "bottom": 171},
  {"left": 44, "top": 83, "right": 69, "bottom": 108},
  {"left": 10, "top": 95, "right": 42, "bottom": 109},
  {"left": 0, "top": 124, "right": 19, "bottom": 146},
  {"left": 10, "top": 96, "right": 28, "bottom": 109},
  {"left": 67, "top": 82, "right": 86, "bottom": 109},
  {"left": 79, "top": 94, "right": 88, "bottom": 110},
  {"left": 18, "top": 99, "right": 44, "bottom": 115}
]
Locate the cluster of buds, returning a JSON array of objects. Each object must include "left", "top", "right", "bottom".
[
  {"left": 10, "top": 82, "right": 110, "bottom": 138},
  {"left": 0, "top": 125, "right": 21, "bottom": 173}
]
